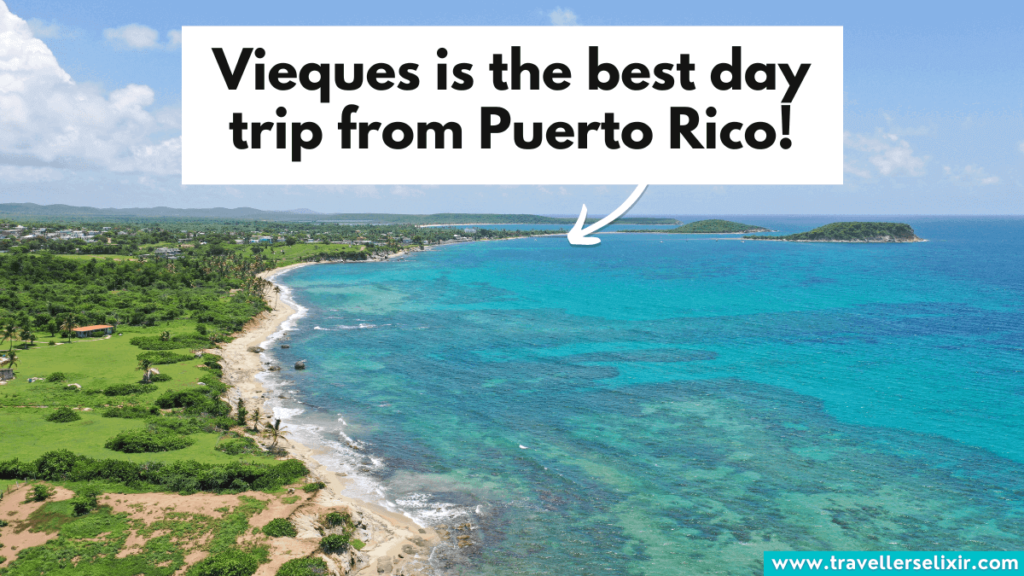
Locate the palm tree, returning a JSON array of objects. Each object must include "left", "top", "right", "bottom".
[
  {"left": 137, "top": 358, "right": 154, "bottom": 383},
  {"left": 248, "top": 407, "right": 264, "bottom": 432},
  {"left": 273, "top": 286, "right": 281, "bottom": 309},
  {"left": 2, "top": 320, "right": 17, "bottom": 354},
  {"left": 59, "top": 314, "right": 76, "bottom": 343},
  {"left": 1, "top": 352, "right": 19, "bottom": 372},
  {"left": 263, "top": 418, "right": 288, "bottom": 448}
]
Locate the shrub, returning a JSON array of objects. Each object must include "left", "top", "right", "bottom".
[
  {"left": 29, "top": 484, "right": 55, "bottom": 502},
  {"left": 262, "top": 518, "right": 298, "bottom": 538},
  {"left": 137, "top": 350, "right": 194, "bottom": 365},
  {"left": 302, "top": 481, "right": 326, "bottom": 493},
  {"left": 1, "top": 451, "right": 310, "bottom": 494},
  {"left": 323, "top": 511, "right": 349, "bottom": 528},
  {"left": 130, "top": 334, "right": 211, "bottom": 351},
  {"left": 47, "top": 371, "right": 67, "bottom": 382},
  {"left": 216, "top": 436, "right": 263, "bottom": 456},
  {"left": 102, "top": 405, "right": 160, "bottom": 419},
  {"left": 46, "top": 406, "right": 81, "bottom": 423},
  {"left": 104, "top": 383, "right": 158, "bottom": 396},
  {"left": 150, "top": 373, "right": 172, "bottom": 382},
  {"left": 0, "top": 519, "right": 8, "bottom": 527},
  {"left": 156, "top": 388, "right": 230, "bottom": 416},
  {"left": 186, "top": 548, "right": 260, "bottom": 576},
  {"left": 48, "top": 341, "right": 56, "bottom": 346},
  {"left": 319, "top": 533, "right": 350, "bottom": 554},
  {"left": 71, "top": 485, "right": 102, "bottom": 516},
  {"left": 104, "top": 429, "right": 196, "bottom": 453},
  {"left": 275, "top": 557, "right": 329, "bottom": 576}
]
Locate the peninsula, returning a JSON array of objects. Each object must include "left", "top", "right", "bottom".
[{"left": 746, "top": 222, "right": 924, "bottom": 243}]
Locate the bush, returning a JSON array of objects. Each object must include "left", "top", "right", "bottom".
[
  {"left": 46, "top": 406, "right": 81, "bottom": 423},
  {"left": 102, "top": 405, "right": 160, "bottom": 419},
  {"left": 130, "top": 334, "right": 211, "bottom": 351},
  {"left": 262, "top": 518, "right": 298, "bottom": 538},
  {"left": 29, "top": 484, "right": 55, "bottom": 502},
  {"left": 275, "top": 557, "right": 329, "bottom": 576},
  {"left": 216, "top": 435, "right": 264, "bottom": 456},
  {"left": 323, "top": 511, "right": 349, "bottom": 528},
  {"left": 137, "top": 350, "right": 194, "bottom": 365},
  {"left": 104, "top": 429, "right": 196, "bottom": 453},
  {"left": 47, "top": 371, "right": 67, "bottom": 382},
  {"left": 186, "top": 548, "right": 260, "bottom": 576},
  {"left": 320, "top": 533, "right": 350, "bottom": 554},
  {"left": 104, "top": 383, "right": 158, "bottom": 396},
  {"left": 0, "top": 519, "right": 8, "bottom": 527},
  {"left": 1, "top": 451, "right": 310, "bottom": 494},
  {"left": 302, "top": 481, "right": 326, "bottom": 493},
  {"left": 155, "top": 388, "right": 230, "bottom": 417},
  {"left": 71, "top": 485, "right": 102, "bottom": 516}
]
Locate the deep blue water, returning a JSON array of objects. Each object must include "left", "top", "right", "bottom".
[{"left": 264, "top": 216, "right": 1024, "bottom": 575}]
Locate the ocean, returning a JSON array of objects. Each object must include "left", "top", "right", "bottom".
[{"left": 259, "top": 216, "right": 1024, "bottom": 575}]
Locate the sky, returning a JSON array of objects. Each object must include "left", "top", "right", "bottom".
[{"left": 0, "top": 0, "right": 1021, "bottom": 215}]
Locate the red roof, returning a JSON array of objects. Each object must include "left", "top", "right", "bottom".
[{"left": 73, "top": 325, "right": 114, "bottom": 332}]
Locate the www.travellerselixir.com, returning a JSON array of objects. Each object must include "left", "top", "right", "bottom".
[{"left": 772, "top": 555, "right": 1020, "bottom": 571}]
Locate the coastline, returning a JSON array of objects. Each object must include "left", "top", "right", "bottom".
[{"left": 217, "top": 250, "right": 441, "bottom": 576}]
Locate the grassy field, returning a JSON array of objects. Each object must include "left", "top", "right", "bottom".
[
  {"left": 0, "top": 408, "right": 253, "bottom": 466},
  {"left": 1, "top": 320, "right": 214, "bottom": 409}
]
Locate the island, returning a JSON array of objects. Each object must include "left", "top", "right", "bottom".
[
  {"left": 745, "top": 222, "right": 924, "bottom": 243},
  {"left": 666, "top": 219, "right": 772, "bottom": 234}
]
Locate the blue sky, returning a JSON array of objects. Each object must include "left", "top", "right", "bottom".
[{"left": 1, "top": 0, "right": 1022, "bottom": 215}]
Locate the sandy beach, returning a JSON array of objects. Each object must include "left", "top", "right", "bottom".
[{"left": 216, "top": 253, "right": 440, "bottom": 576}]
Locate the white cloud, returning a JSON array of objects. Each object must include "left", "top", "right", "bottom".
[
  {"left": 943, "top": 164, "right": 1000, "bottom": 185},
  {"left": 103, "top": 23, "right": 181, "bottom": 50},
  {"left": 26, "top": 18, "right": 62, "bottom": 39},
  {"left": 0, "top": 2, "right": 180, "bottom": 174},
  {"left": 1019, "top": 141, "right": 1024, "bottom": 155},
  {"left": 0, "top": 165, "right": 65, "bottom": 182},
  {"left": 844, "top": 130, "right": 927, "bottom": 177},
  {"left": 549, "top": 7, "right": 578, "bottom": 25}
]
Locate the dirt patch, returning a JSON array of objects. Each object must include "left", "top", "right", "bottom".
[
  {"left": 255, "top": 537, "right": 321, "bottom": 576},
  {"left": 104, "top": 490, "right": 272, "bottom": 524}
]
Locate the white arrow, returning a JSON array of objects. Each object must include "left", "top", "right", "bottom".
[{"left": 567, "top": 184, "right": 648, "bottom": 246}]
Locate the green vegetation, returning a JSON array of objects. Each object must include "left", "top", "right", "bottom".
[
  {"left": 665, "top": 219, "right": 770, "bottom": 234},
  {"left": 261, "top": 518, "right": 298, "bottom": 538},
  {"left": 46, "top": 371, "right": 67, "bottom": 382},
  {"left": 301, "top": 481, "right": 326, "bottom": 493},
  {"left": 186, "top": 547, "right": 267, "bottom": 576},
  {"left": 275, "top": 557, "right": 329, "bottom": 576},
  {"left": 746, "top": 221, "right": 921, "bottom": 242},
  {"left": 0, "top": 202, "right": 678, "bottom": 226},
  {"left": 323, "top": 511, "right": 348, "bottom": 528},
  {"left": 319, "top": 533, "right": 351, "bottom": 554},
  {"left": 45, "top": 407, "right": 81, "bottom": 423},
  {"left": 29, "top": 484, "right": 54, "bottom": 502},
  {"left": 104, "top": 428, "right": 197, "bottom": 453}
]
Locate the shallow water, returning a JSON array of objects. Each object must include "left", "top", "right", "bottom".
[{"left": 262, "top": 216, "right": 1024, "bottom": 575}]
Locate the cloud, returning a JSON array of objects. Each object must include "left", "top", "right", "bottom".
[
  {"left": 0, "top": 3, "right": 180, "bottom": 174},
  {"left": 549, "top": 7, "right": 578, "bottom": 25},
  {"left": 103, "top": 23, "right": 181, "bottom": 50},
  {"left": 844, "top": 130, "right": 927, "bottom": 177},
  {"left": 1019, "top": 141, "right": 1024, "bottom": 156},
  {"left": 943, "top": 164, "right": 1000, "bottom": 185},
  {"left": 26, "top": 18, "right": 63, "bottom": 39}
]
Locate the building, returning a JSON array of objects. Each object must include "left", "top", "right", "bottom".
[
  {"left": 154, "top": 247, "right": 181, "bottom": 259},
  {"left": 73, "top": 324, "right": 114, "bottom": 338}
]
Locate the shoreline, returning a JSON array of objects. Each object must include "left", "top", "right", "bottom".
[{"left": 217, "top": 249, "right": 441, "bottom": 576}]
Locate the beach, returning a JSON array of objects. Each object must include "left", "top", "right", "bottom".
[{"left": 216, "top": 254, "right": 439, "bottom": 576}]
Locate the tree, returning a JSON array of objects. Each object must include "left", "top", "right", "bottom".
[
  {"left": 137, "top": 358, "right": 153, "bottom": 383},
  {"left": 1, "top": 352, "right": 19, "bottom": 373},
  {"left": 273, "top": 286, "right": 281, "bottom": 309},
  {"left": 60, "top": 313, "right": 77, "bottom": 343},
  {"left": 1, "top": 320, "right": 17, "bottom": 354},
  {"left": 19, "top": 328, "right": 34, "bottom": 349},
  {"left": 46, "top": 318, "right": 58, "bottom": 337},
  {"left": 248, "top": 407, "right": 264, "bottom": 432},
  {"left": 235, "top": 398, "right": 248, "bottom": 427},
  {"left": 263, "top": 418, "right": 288, "bottom": 448}
]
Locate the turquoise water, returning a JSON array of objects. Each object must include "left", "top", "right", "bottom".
[{"left": 265, "top": 217, "right": 1024, "bottom": 575}]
